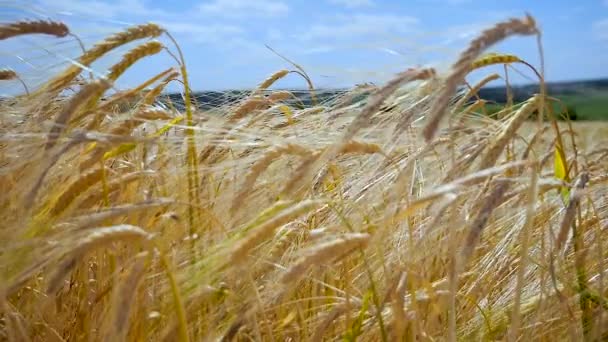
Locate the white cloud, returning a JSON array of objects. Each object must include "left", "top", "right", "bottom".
[
  {"left": 593, "top": 18, "right": 608, "bottom": 40},
  {"left": 300, "top": 14, "right": 419, "bottom": 41},
  {"left": 198, "top": 0, "right": 289, "bottom": 18},
  {"left": 328, "top": 0, "right": 375, "bottom": 8},
  {"left": 160, "top": 21, "right": 244, "bottom": 44},
  {"left": 35, "top": 0, "right": 164, "bottom": 19}
]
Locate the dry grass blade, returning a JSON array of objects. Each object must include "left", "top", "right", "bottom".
[
  {"left": 0, "top": 20, "right": 69, "bottom": 40},
  {"left": 423, "top": 14, "right": 537, "bottom": 141}
]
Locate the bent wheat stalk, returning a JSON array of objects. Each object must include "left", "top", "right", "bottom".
[{"left": 423, "top": 14, "right": 537, "bottom": 141}]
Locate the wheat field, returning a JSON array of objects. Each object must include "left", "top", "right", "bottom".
[{"left": 1, "top": 14, "right": 608, "bottom": 342}]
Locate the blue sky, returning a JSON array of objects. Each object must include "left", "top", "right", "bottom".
[{"left": 2, "top": 0, "right": 608, "bottom": 92}]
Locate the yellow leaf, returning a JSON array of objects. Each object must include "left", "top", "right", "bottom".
[
  {"left": 103, "top": 143, "right": 136, "bottom": 160},
  {"left": 554, "top": 144, "right": 570, "bottom": 201},
  {"left": 278, "top": 105, "right": 294, "bottom": 125}
]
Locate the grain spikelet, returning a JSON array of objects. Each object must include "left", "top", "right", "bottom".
[
  {"left": 45, "top": 79, "right": 112, "bottom": 150},
  {"left": 231, "top": 144, "right": 312, "bottom": 213},
  {"left": 254, "top": 69, "right": 289, "bottom": 93},
  {"left": 0, "top": 20, "right": 69, "bottom": 40},
  {"left": 230, "top": 199, "right": 325, "bottom": 265},
  {"left": 471, "top": 53, "right": 521, "bottom": 71},
  {"left": 46, "top": 23, "right": 164, "bottom": 92},
  {"left": 555, "top": 172, "right": 589, "bottom": 251},
  {"left": 49, "top": 168, "right": 105, "bottom": 217},
  {"left": 423, "top": 14, "right": 537, "bottom": 141},
  {"left": 46, "top": 225, "right": 150, "bottom": 294},
  {"left": 281, "top": 233, "right": 370, "bottom": 284},
  {"left": 478, "top": 96, "right": 538, "bottom": 169},
  {"left": 107, "top": 40, "right": 164, "bottom": 82}
]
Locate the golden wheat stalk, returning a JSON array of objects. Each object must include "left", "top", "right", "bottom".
[
  {"left": 229, "top": 199, "right": 325, "bottom": 265},
  {"left": 281, "top": 68, "right": 434, "bottom": 198},
  {"left": 45, "top": 23, "right": 164, "bottom": 92},
  {"left": 231, "top": 144, "right": 313, "bottom": 213},
  {"left": 478, "top": 95, "right": 539, "bottom": 170},
  {"left": 45, "top": 79, "right": 112, "bottom": 150},
  {"left": 48, "top": 168, "right": 105, "bottom": 217},
  {"left": 423, "top": 14, "right": 537, "bottom": 141},
  {"left": 459, "top": 181, "right": 510, "bottom": 269},
  {"left": 97, "top": 68, "right": 177, "bottom": 111},
  {"left": 46, "top": 225, "right": 151, "bottom": 294},
  {"left": 280, "top": 233, "right": 370, "bottom": 284},
  {"left": 453, "top": 73, "right": 501, "bottom": 111},
  {"left": 0, "top": 20, "right": 69, "bottom": 40}
]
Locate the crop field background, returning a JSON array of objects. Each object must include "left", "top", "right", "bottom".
[{"left": 1, "top": 6, "right": 608, "bottom": 342}]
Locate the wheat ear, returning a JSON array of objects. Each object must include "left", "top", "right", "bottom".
[
  {"left": 231, "top": 144, "right": 312, "bottom": 213},
  {"left": 253, "top": 69, "right": 289, "bottom": 94},
  {"left": 453, "top": 73, "right": 501, "bottom": 111},
  {"left": 0, "top": 68, "right": 30, "bottom": 95},
  {"left": 107, "top": 40, "right": 164, "bottom": 82},
  {"left": 423, "top": 14, "right": 537, "bottom": 141},
  {"left": 478, "top": 95, "right": 538, "bottom": 170},
  {"left": 45, "top": 23, "right": 164, "bottom": 92},
  {"left": 49, "top": 168, "right": 105, "bottom": 217},
  {"left": 45, "top": 79, "right": 112, "bottom": 150},
  {"left": 280, "top": 233, "right": 370, "bottom": 284},
  {"left": 459, "top": 181, "right": 510, "bottom": 269},
  {"left": 229, "top": 199, "right": 324, "bottom": 265},
  {"left": 46, "top": 225, "right": 150, "bottom": 294},
  {"left": 0, "top": 68, "right": 17, "bottom": 80},
  {"left": 0, "top": 20, "right": 69, "bottom": 40}
]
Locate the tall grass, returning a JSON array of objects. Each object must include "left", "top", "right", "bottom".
[{"left": 1, "top": 13, "right": 608, "bottom": 341}]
